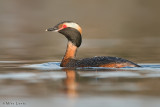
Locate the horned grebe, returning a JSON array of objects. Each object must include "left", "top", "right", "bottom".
[{"left": 46, "top": 21, "right": 140, "bottom": 68}]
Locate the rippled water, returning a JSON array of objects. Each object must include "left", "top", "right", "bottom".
[{"left": 0, "top": 61, "right": 160, "bottom": 107}]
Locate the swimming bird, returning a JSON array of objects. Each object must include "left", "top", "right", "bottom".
[{"left": 46, "top": 21, "right": 140, "bottom": 68}]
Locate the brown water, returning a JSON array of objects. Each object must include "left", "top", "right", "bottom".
[{"left": 0, "top": 0, "right": 160, "bottom": 107}]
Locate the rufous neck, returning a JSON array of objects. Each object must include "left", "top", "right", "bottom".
[
  {"left": 63, "top": 41, "right": 77, "bottom": 60},
  {"left": 60, "top": 41, "right": 77, "bottom": 67}
]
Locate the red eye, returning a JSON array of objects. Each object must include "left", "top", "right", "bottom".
[{"left": 62, "top": 24, "right": 67, "bottom": 28}]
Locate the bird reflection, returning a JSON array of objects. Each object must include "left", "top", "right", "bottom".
[{"left": 63, "top": 68, "right": 78, "bottom": 98}]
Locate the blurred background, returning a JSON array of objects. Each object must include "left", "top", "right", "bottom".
[
  {"left": 0, "top": 1, "right": 160, "bottom": 107},
  {"left": 0, "top": 0, "right": 160, "bottom": 63}
]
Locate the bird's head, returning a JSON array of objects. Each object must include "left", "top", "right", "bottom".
[{"left": 46, "top": 21, "right": 82, "bottom": 47}]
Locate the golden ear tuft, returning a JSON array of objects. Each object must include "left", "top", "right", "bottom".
[{"left": 65, "top": 22, "right": 82, "bottom": 34}]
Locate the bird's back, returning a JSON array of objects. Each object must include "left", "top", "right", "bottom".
[{"left": 64, "top": 56, "right": 140, "bottom": 68}]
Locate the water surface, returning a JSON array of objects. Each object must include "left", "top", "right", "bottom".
[{"left": 0, "top": 61, "right": 160, "bottom": 107}]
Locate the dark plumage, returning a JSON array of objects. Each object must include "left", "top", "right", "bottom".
[{"left": 63, "top": 56, "right": 140, "bottom": 68}]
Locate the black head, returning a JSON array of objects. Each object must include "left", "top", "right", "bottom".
[{"left": 46, "top": 21, "right": 82, "bottom": 47}]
